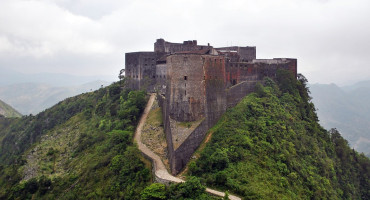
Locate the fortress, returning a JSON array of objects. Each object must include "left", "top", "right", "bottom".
[{"left": 124, "top": 38, "right": 297, "bottom": 174}]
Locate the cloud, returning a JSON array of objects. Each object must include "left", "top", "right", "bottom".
[{"left": 0, "top": 0, "right": 369, "bottom": 85}]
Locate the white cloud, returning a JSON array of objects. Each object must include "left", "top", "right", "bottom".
[{"left": 0, "top": 0, "right": 369, "bottom": 84}]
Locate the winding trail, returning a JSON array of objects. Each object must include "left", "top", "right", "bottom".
[{"left": 134, "top": 94, "right": 241, "bottom": 200}]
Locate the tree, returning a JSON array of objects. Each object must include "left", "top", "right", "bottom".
[
  {"left": 141, "top": 183, "right": 167, "bottom": 200},
  {"left": 25, "top": 178, "right": 38, "bottom": 194},
  {"left": 223, "top": 191, "right": 230, "bottom": 200},
  {"left": 169, "top": 176, "right": 206, "bottom": 199}
]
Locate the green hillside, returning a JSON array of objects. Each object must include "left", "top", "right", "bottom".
[
  {"left": 1, "top": 74, "right": 369, "bottom": 200},
  {"left": 0, "top": 83, "right": 215, "bottom": 200},
  {"left": 188, "top": 72, "right": 370, "bottom": 199},
  {"left": 0, "top": 99, "right": 21, "bottom": 118}
]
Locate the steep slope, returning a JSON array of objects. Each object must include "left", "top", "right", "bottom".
[
  {"left": 0, "top": 99, "right": 21, "bottom": 118},
  {"left": 188, "top": 73, "right": 370, "bottom": 199},
  {"left": 0, "top": 83, "right": 152, "bottom": 199},
  {"left": 310, "top": 83, "right": 370, "bottom": 156},
  {"left": 0, "top": 83, "right": 219, "bottom": 200}
]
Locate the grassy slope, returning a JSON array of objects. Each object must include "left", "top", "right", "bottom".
[
  {"left": 0, "top": 83, "right": 152, "bottom": 199},
  {"left": 189, "top": 73, "right": 370, "bottom": 200},
  {"left": 0, "top": 82, "right": 218, "bottom": 200},
  {"left": 0, "top": 99, "right": 22, "bottom": 118}
]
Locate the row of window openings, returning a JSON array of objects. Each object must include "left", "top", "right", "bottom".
[
  {"left": 229, "top": 64, "right": 252, "bottom": 68},
  {"left": 184, "top": 76, "right": 220, "bottom": 80},
  {"left": 144, "top": 58, "right": 155, "bottom": 62},
  {"left": 200, "top": 58, "right": 223, "bottom": 62}
]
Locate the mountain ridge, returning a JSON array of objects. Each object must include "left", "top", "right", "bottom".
[
  {"left": 0, "top": 80, "right": 111, "bottom": 115},
  {"left": 0, "top": 99, "right": 21, "bottom": 118},
  {"left": 0, "top": 77, "right": 368, "bottom": 199},
  {"left": 188, "top": 76, "right": 370, "bottom": 199},
  {"left": 310, "top": 82, "right": 370, "bottom": 156}
]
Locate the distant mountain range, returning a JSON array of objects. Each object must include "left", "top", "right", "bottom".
[
  {"left": 310, "top": 80, "right": 370, "bottom": 156},
  {"left": 0, "top": 66, "right": 114, "bottom": 87},
  {"left": 0, "top": 66, "right": 115, "bottom": 115},
  {"left": 0, "top": 99, "right": 21, "bottom": 118},
  {"left": 0, "top": 81, "right": 111, "bottom": 115}
]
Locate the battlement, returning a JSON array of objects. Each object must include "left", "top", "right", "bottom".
[{"left": 124, "top": 38, "right": 297, "bottom": 174}]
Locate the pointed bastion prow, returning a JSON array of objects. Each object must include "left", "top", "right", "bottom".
[{"left": 123, "top": 38, "right": 297, "bottom": 174}]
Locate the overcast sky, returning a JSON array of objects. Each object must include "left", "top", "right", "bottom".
[{"left": 0, "top": 0, "right": 369, "bottom": 85}]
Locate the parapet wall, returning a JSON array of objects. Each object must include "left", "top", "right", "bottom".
[
  {"left": 171, "top": 120, "right": 209, "bottom": 174},
  {"left": 163, "top": 55, "right": 297, "bottom": 174},
  {"left": 216, "top": 46, "right": 256, "bottom": 62},
  {"left": 226, "top": 81, "right": 257, "bottom": 108},
  {"left": 155, "top": 38, "right": 210, "bottom": 54},
  {"left": 126, "top": 39, "right": 298, "bottom": 175}
]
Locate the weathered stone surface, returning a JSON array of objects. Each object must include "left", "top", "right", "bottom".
[
  {"left": 125, "top": 52, "right": 157, "bottom": 92},
  {"left": 125, "top": 38, "right": 297, "bottom": 174},
  {"left": 167, "top": 54, "right": 207, "bottom": 122}
]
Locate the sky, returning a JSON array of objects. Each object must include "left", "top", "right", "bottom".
[{"left": 0, "top": 0, "right": 369, "bottom": 85}]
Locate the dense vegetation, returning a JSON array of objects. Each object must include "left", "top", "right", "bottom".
[
  {"left": 189, "top": 71, "right": 370, "bottom": 199},
  {"left": 0, "top": 82, "right": 216, "bottom": 199},
  {"left": 1, "top": 72, "right": 369, "bottom": 199},
  {"left": 0, "top": 83, "right": 151, "bottom": 199},
  {"left": 0, "top": 99, "right": 22, "bottom": 118},
  {"left": 141, "top": 177, "right": 220, "bottom": 200}
]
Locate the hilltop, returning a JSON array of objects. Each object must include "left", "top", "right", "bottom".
[
  {"left": 0, "top": 83, "right": 219, "bottom": 199},
  {"left": 187, "top": 74, "right": 370, "bottom": 199},
  {"left": 0, "top": 75, "right": 368, "bottom": 199},
  {"left": 0, "top": 99, "right": 21, "bottom": 118}
]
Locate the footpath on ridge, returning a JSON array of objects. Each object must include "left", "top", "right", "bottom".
[{"left": 134, "top": 93, "right": 241, "bottom": 200}]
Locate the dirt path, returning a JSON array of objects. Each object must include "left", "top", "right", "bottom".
[{"left": 134, "top": 94, "right": 241, "bottom": 200}]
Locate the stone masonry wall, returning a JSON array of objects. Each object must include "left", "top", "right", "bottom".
[
  {"left": 125, "top": 52, "right": 157, "bottom": 92},
  {"left": 157, "top": 94, "right": 175, "bottom": 172},
  {"left": 127, "top": 39, "right": 298, "bottom": 175},
  {"left": 216, "top": 46, "right": 256, "bottom": 62},
  {"left": 166, "top": 54, "right": 207, "bottom": 122},
  {"left": 163, "top": 56, "right": 297, "bottom": 174},
  {"left": 155, "top": 38, "right": 209, "bottom": 54},
  {"left": 172, "top": 120, "right": 208, "bottom": 174},
  {"left": 203, "top": 56, "right": 228, "bottom": 126},
  {"left": 155, "top": 63, "right": 167, "bottom": 94}
]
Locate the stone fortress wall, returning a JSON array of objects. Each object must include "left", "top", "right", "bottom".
[{"left": 124, "top": 38, "right": 297, "bottom": 174}]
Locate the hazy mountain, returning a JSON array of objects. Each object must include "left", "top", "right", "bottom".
[
  {"left": 0, "top": 99, "right": 22, "bottom": 118},
  {"left": 310, "top": 81, "right": 370, "bottom": 156},
  {"left": 341, "top": 80, "right": 370, "bottom": 91},
  {"left": 0, "top": 66, "right": 115, "bottom": 87},
  {"left": 0, "top": 81, "right": 111, "bottom": 115}
]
